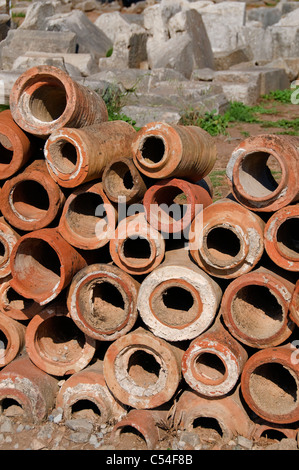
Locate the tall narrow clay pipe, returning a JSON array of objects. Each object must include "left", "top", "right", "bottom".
[
  {"left": 9, "top": 65, "right": 108, "bottom": 138},
  {"left": 241, "top": 344, "right": 299, "bottom": 424},
  {"left": 0, "top": 109, "right": 33, "bottom": 180},
  {"left": 103, "top": 327, "right": 183, "bottom": 409},
  {"left": 10, "top": 228, "right": 87, "bottom": 305},
  {"left": 67, "top": 263, "right": 139, "bottom": 342},
  {"left": 109, "top": 212, "right": 165, "bottom": 275},
  {"left": 226, "top": 134, "right": 299, "bottom": 212},
  {"left": 220, "top": 267, "right": 295, "bottom": 349},
  {"left": 189, "top": 198, "right": 265, "bottom": 279},
  {"left": 44, "top": 120, "right": 136, "bottom": 188},
  {"left": 0, "top": 160, "right": 65, "bottom": 231},
  {"left": 0, "top": 355, "right": 59, "bottom": 423},
  {"left": 290, "top": 280, "right": 299, "bottom": 327},
  {"left": 131, "top": 121, "right": 217, "bottom": 181},
  {"left": 264, "top": 204, "right": 299, "bottom": 272},
  {"left": 137, "top": 248, "right": 222, "bottom": 342},
  {"left": 58, "top": 181, "right": 117, "bottom": 250}
]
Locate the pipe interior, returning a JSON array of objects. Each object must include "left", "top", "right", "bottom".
[
  {"left": 79, "top": 280, "right": 127, "bottom": 332},
  {"left": 0, "top": 329, "right": 8, "bottom": 356},
  {"left": 249, "top": 362, "right": 299, "bottom": 415},
  {"left": 118, "top": 426, "right": 147, "bottom": 450},
  {"left": 194, "top": 352, "right": 227, "bottom": 384},
  {"left": 105, "top": 161, "right": 134, "bottom": 197},
  {"left": 66, "top": 192, "right": 108, "bottom": 239},
  {"left": 71, "top": 399, "right": 102, "bottom": 422},
  {"left": 276, "top": 217, "right": 299, "bottom": 259},
  {"left": 13, "top": 238, "right": 61, "bottom": 296},
  {"left": 192, "top": 417, "right": 223, "bottom": 438},
  {"left": 0, "top": 398, "right": 24, "bottom": 417},
  {"left": 36, "top": 315, "right": 86, "bottom": 362},
  {"left": 206, "top": 227, "right": 241, "bottom": 262},
  {"left": 49, "top": 139, "right": 78, "bottom": 174},
  {"left": 151, "top": 285, "right": 198, "bottom": 327},
  {"left": 140, "top": 136, "right": 165, "bottom": 164},
  {"left": 29, "top": 83, "right": 67, "bottom": 122},
  {"left": 260, "top": 429, "right": 288, "bottom": 441},
  {"left": 0, "top": 240, "right": 6, "bottom": 264},
  {"left": 231, "top": 285, "right": 284, "bottom": 340},
  {"left": 128, "top": 350, "right": 160, "bottom": 387},
  {"left": 12, "top": 180, "right": 50, "bottom": 220},
  {"left": 238, "top": 152, "right": 282, "bottom": 198},
  {"left": 152, "top": 186, "right": 188, "bottom": 223},
  {"left": 123, "top": 236, "right": 152, "bottom": 260},
  {"left": 0, "top": 138, "right": 13, "bottom": 166}
]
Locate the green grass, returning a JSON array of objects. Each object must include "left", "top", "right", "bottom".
[
  {"left": 100, "top": 84, "right": 140, "bottom": 130},
  {"left": 209, "top": 169, "right": 228, "bottom": 201},
  {"left": 180, "top": 90, "right": 299, "bottom": 136}
]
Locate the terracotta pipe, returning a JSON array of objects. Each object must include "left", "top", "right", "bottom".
[
  {"left": 9, "top": 65, "right": 108, "bottom": 138},
  {"left": 0, "top": 217, "right": 19, "bottom": 279},
  {"left": 110, "top": 409, "right": 168, "bottom": 450},
  {"left": 0, "top": 276, "right": 42, "bottom": 321},
  {"left": 189, "top": 198, "right": 265, "bottom": 279},
  {"left": 240, "top": 344, "right": 299, "bottom": 424},
  {"left": 220, "top": 267, "right": 295, "bottom": 349},
  {"left": 143, "top": 178, "right": 212, "bottom": 235},
  {"left": 264, "top": 204, "right": 299, "bottom": 272},
  {"left": 182, "top": 316, "right": 248, "bottom": 397},
  {"left": 9, "top": 228, "right": 87, "bottom": 305},
  {"left": 0, "top": 312, "right": 26, "bottom": 367},
  {"left": 55, "top": 360, "right": 126, "bottom": 423},
  {"left": 137, "top": 248, "right": 222, "bottom": 342},
  {"left": 67, "top": 263, "right": 139, "bottom": 342},
  {"left": 0, "top": 355, "right": 59, "bottom": 423},
  {"left": 44, "top": 120, "right": 136, "bottom": 188},
  {"left": 109, "top": 212, "right": 165, "bottom": 275},
  {"left": 131, "top": 121, "right": 217, "bottom": 182},
  {"left": 290, "top": 280, "right": 299, "bottom": 327},
  {"left": 103, "top": 327, "right": 183, "bottom": 409},
  {"left": 174, "top": 387, "right": 254, "bottom": 444},
  {"left": 226, "top": 134, "right": 299, "bottom": 212},
  {"left": 25, "top": 303, "right": 97, "bottom": 377},
  {"left": 102, "top": 155, "right": 148, "bottom": 205},
  {"left": 0, "top": 109, "right": 32, "bottom": 180},
  {"left": 0, "top": 160, "right": 65, "bottom": 231},
  {"left": 251, "top": 420, "right": 298, "bottom": 443},
  {"left": 58, "top": 181, "right": 117, "bottom": 250}
]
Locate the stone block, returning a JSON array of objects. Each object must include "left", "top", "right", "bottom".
[
  {"left": 247, "top": 7, "right": 281, "bottom": 28},
  {"left": 213, "top": 46, "right": 253, "bottom": 70},
  {"left": 0, "top": 29, "right": 77, "bottom": 70}
]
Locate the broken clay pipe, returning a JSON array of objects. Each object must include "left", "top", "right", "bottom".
[
  {"left": 220, "top": 266, "right": 295, "bottom": 349},
  {"left": 0, "top": 217, "right": 19, "bottom": 279},
  {"left": 226, "top": 134, "right": 299, "bottom": 212}
]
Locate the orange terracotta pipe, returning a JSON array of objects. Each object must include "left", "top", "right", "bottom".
[
  {"left": 10, "top": 65, "right": 108, "bottom": 138},
  {"left": 0, "top": 217, "right": 19, "bottom": 279}
]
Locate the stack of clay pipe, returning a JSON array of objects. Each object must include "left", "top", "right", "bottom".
[{"left": 0, "top": 65, "right": 297, "bottom": 449}]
